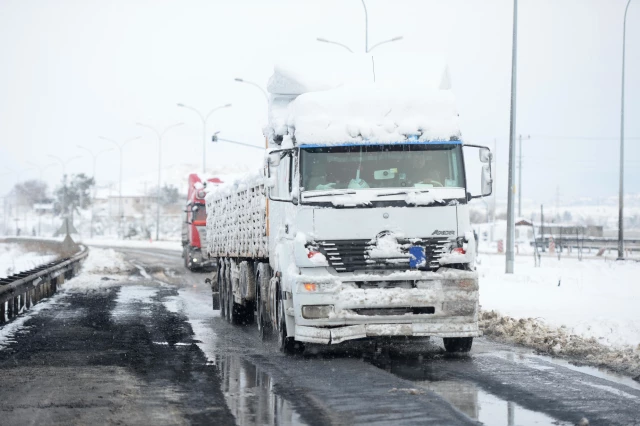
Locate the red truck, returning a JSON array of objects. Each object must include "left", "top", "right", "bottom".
[{"left": 182, "top": 173, "right": 221, "bottom": 271}]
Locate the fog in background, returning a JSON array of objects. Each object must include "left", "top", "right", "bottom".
[{"left": 1, "top": 0, "right": 638, "bottom": 205}]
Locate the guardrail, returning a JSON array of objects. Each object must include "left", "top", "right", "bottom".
[{"left": 0, "top": 244, "right": 88, "bottom": 325}]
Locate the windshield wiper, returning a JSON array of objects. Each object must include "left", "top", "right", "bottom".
[
  {"left": 375, "top": 189, "right": 430, "bottom": 197},
  {"left": 303, "top": 191, "right": 357, "bottom": 199}
]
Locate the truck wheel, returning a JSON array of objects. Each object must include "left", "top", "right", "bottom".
[
  {"left": 238, "top": 262, "right": 255, "bottom": 325},
  {"left": 443, "top": 337, "right": 473, "bottom": 353},
  {"left": 219, "top": 260, "right": 226, "bottom": 318},
  {"left": 226, "top": 261, "right": 236, "bottom": 324},
  {"left": 211, "top": 271, "right": 220, "bottom": 310},
  {"left": 278, "top": 294, "right": 303, "bottom": 355},
  {"left": 256, "top": 263, "right": 271, "bottom": 340}
]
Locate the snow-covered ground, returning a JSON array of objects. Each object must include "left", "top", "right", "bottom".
[
  {"left": 0, "top": 243, "right": 58, "bottom": 279},
  {"left": 479, "top": 253, "right": 640, "bottom": 349},
  {"left": 478, "top": 253, "right": 640, "bottom": 377}
]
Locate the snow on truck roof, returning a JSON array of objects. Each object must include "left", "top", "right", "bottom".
[{"left": 266, "top": 54, "right": 460, "bottom": 146}]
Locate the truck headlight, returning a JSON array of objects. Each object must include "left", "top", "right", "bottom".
[
  {"left": 297, "top": 282, "right": 340, "bottom": 293},
  {"left": 301, "top": 305, "right": 333, "bottom": 319}
]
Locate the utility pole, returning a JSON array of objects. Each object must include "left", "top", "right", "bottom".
[
  {"left": 506, "top": 0, "right": 519, "bottom": 274},
  {"left": 618, "top": 0, "right": 633, "bottom": 260},
  {"left": 517, "top": 134, "right": 530, "bottom": 217}
]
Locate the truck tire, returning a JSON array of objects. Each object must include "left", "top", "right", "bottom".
[
  {"left": 239, "top": 261, "right": 256, "bottom": 301},
  {"left": 278, "top": 291, "right": 304, "bottom": 354},
  {"left": 255, "top": 263, "right": 272, "bottom": 340},
  {"left": 219, "top": 259, "right": 226, "bottom": 319},
  {"left": 443, "top": 337, "right": 473, "bottom": 353},
  {"left": 211, "top": 271, "right": 220, "bottom": 310}
]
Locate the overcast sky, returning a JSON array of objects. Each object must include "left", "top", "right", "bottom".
[{"left": 1, "top": 0, "right": 638, "bottom": 205}]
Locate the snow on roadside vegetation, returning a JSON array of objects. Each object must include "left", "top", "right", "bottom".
[
  {"left": 478, "top": 254, "right": 640, "bottom": 378},
  {"left": 0, "top": 243, "right": 58, "bottom": 279}
]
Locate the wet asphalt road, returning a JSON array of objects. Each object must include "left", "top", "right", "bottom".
[{"left": 0, "top": 247, "right": 639, "bottom": 425}]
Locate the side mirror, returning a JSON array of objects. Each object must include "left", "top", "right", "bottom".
[
  {"left": 481, "top": 164, "right": 492, "bottom": 196},
  {"left": 479, "top": 147, "right": 492, "bottom": 163},
  {"left": 204, "top": 278, "right": 212, "bottom": 285},
  {"left": 267, "top": 152, "right": 281, "bottom": 167}
]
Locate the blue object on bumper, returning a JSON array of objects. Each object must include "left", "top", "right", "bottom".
[{"left": 409, "top": 246, "right": 426, "bottom": 268}]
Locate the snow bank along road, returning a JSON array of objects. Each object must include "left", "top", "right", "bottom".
[{"left": 0, "top": 248, "right": 639, "bottom": 425}]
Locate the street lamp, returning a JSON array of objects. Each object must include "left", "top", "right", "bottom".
[
  {"left": 234, "top": 78, "right": 269, "bottom": 102},
  {"left": 177, "top": 102, "right": 232, "bottom": 174},
  {"left": 317, "top": 0, "right": 402, "bottom": 53},
  {"left": 618, "top": 0, "right": 633, "bottom": 260},
  {"left": 76, "top": 146, "right": 113, "bottom": 238},
  {"left": 98, "top": 136, "right": 141, "bottom": 238},
  {"left": 368, "top": 36, "right": 403, "bottom": 52},
  {"left": 136, "top": 122, "right": 184, "bottom": 241},
  {"left": 316, "top": 37, "right": 354, "bottom": 53}
]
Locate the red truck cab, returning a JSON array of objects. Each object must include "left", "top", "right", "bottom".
[{"left": 182, "top": 173, "right": 221, "bottom": 271}]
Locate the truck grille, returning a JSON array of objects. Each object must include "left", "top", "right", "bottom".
[{"left": 317, "top": 238, "right": 449, "bottom": 273}]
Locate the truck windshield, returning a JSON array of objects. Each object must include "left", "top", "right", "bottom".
[{"left": 300, "top": 143, "right": 465, "bottom": 191}]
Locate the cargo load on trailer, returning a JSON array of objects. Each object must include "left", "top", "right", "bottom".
[{"left": 205, "top": 54, "right": 493, "bottom": 354}]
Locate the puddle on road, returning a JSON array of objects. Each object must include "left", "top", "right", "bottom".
[
  {"left": 416, "top": 379, "right": 570, "bottom": 426},
  {"left": 371, "top": 355, "right": 571, "bottom": 426},
  {"left": 216, "top": 354, "right": 307, "bottom": 426}
]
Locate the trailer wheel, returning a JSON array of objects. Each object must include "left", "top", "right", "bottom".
[
  {"left": 443, "top": 337, "right": 473, "bottom": 353},
  {"left": 211, "top": 271, "right": 220, "bottom": 311},
  {"left": 278, "top": 292, "right": 304, "bottom": 355},
  {"left": 256, "top": 263, "right": 271, "bottom": 340},
  {"left": 219, "top": 260, "right": 226, "bottom": 318},
  {"left": 238, "top": 262, "right": 255, "bottom": 325}
]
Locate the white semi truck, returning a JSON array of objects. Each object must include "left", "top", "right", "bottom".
[{"left": 205, "top": 56, "right": 492, "bottom": 354}]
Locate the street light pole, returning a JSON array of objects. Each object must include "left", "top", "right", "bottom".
[
  {"left": 98, "top": 136, "right": 141, "bottom": 238},
  {"left": 177, "top": 103, "right": 232, "bottom": 174},
  {"left": 136, "top": 122, "right": 184, "bottom": 241},
  {"left": 506, "top": 0, "right": 519, "bottom": 274},
  {"left": 316, "top": 38, "right": 354, "bottom": 53},
  {"left": 368, "top": 36, "right": 403, "bottom": 52},
  {"left": 317, "top": 1, "right": 401, "bottom": 53},
  {"left": 361, "top": 0, "right": 368, "bottom": 52},
  {"left": 618, "top": 0, "right": 633, "bottom": 260},
  {"left": 77, "top": 146, "right": 113, "bottom": 238}
]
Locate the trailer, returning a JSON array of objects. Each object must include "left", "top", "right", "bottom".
[{"left": 205, "top": 55, "right": 493, "bottom": 354}]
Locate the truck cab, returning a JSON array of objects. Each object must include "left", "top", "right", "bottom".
[{"left": 182, "top": 173, "right": 220, "bottom": 271}]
